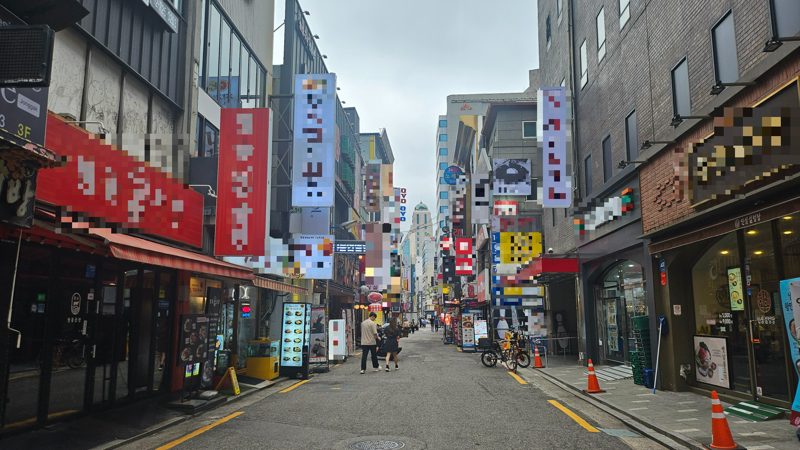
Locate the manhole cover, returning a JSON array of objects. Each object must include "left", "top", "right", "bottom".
[{"left": 349, "top": 440, "right": 406, "bottom": 449}]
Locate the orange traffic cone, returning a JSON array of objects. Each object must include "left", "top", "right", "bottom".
[
  {"left": 533, "top": 345, "right": 545, "bottom": 369},
  {"left": 703, "top": 391, "right": 746, "bottom": 450},
  {"left": 582, "top": 359, "right": 605, "bottom": 394}
]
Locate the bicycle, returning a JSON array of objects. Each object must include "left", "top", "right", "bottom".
[
  {"left": 480, "top": 333, "right": 530, "bottom": 373},
  {"left": 36, "top": 339, "right": 86, "bottom": 372}
]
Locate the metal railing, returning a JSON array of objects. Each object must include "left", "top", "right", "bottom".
[{"left": 529, "top": 336, "right": 581, "bottom": 367}]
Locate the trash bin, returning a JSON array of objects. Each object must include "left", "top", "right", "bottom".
[{"left": 642, "top": 369, "right": 654, "bottom": 389}]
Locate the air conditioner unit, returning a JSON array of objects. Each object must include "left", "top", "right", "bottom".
[{"left": 0, "top": 25, "right": 55, "bottom": 87}]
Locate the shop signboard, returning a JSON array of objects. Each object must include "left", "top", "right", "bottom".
[
  {"left": 0, "top": 156, "right": 37, "bottom": 228},
  {"left": 443, "top": 165, "right": 464, "bottom": 185},
  {"left": 177, "top": 314, "right": 210, "bottom": 367},
  {"left": 693, "top": 335, "right": 731, "bottom": 389},
  {"left": 778, "top": 278, "right": 800, "bottom": 425},
  {"left": 38, "top": 122, "right": 203, "bottom": 247},
  {"left": 659, "top": 258, "right": 666, "bottom": 286},
  {"left": 477, "top": 270, "right": 487, "bottom": 303},
  {"left": 280, "top": 303, "right": 311, "bottom": 367},
  {"left": 462, "top": 314, "right": 475, "bottom": 349},
  {"left": 292, "top": 74, "right": 336, "bottom": 208},
  {"left": 215, "top": 108, "right": 272, "bottom": 257},
  {"left": 493, "top": 159, "right": 531, "bottom": 195},
  {"left": 310, "top": 307, "right": 327, "bottom": 363},
  {"left": 727, "top": 268, "right": 745, "bottom": 312},
  {"left": 329, "top": 319, "right": 346, "bottom": 360},
  {"left": 537, "top": 87, "right": 571, "bottom": 207},
  {"left": 471, "top": 173, "right": 490, "bottom": 224}
]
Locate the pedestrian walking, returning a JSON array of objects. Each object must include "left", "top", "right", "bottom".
[
  {"left": 360, "top": 312, "right": 382, "bottom": 374},
  {"left": 383, "top": 318, "right": 401, "bottom": 371},
  {"left": 434, "top": 317, "right": 440, "bottom": 332}
]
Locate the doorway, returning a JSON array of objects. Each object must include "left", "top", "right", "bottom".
[{"left": 595, "top": 260, "right": 648, "bottom": 365}]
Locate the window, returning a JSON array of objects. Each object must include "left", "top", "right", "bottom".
[
  {"left": 202, "top": 2, "right": 267, "bottom": 108},
  {"left": 440, "top": 206, "right": 448, "bottom": 214},
  {"left": 564, "top": 208, "right": 568, "bottom": 218},
  {"left": 597, "top": 8, "right": 606, "bottom": 61},
  {"left": 439, "top": 134, "right": 447, "bottom": 141},
  {"left": 584, "top": 154, "right": 593, "bottom": 195},
  {"left": 671, "top": 58, "right": 691, "bottom": 117},
  {"left": 440, "top": 191, "right": 448, "bottom": 199},
  {"left": 561, "top": 77, "right": 566, "bottom": 88},
  {"left": 580, "top": 40, "right": 588, "bottom": 88},
  {"left": 194, "top": 116, "right": 219, "bottom": 158},
  {"left": 522, "top": 121, "right": 536, "bottom": 138},
  {"left": 625, "top": 110, "right": 638, "bottom": 161},
  {"left": 440, "top": 221, "right": 445, "bottom": 228},
  {"left": 546, "top": 15, "right": 552, "bottom": 50},
  {"left": 602, "top": 136, "right": 612, "bottom": 181},
  {"left": 619, "top": 0, "right": 630, "bottom": 29},
  {"left": 557, "top": 0, "right": 563, "bottom": 21},
  {"left": 771, "top": 0, "right": 800, "bottom": 38},
  {"left": 439, "top": 147, "right": 447, "bottom": 155},
  {"left": 712, "top": 11, "right": 738, "bottom": 84},
  {"left": 439, "top": 177, "right": 446, "bottom": 184},
  {"left": 439, "top": 120, "right": 447, "bottom": 128},
  {"left": 439, "top": 162, "right": 447, "bottom": 170},
  {"left": 424, "top": 215, "right": 427, "bottom": 223},
  {"left": 526, "top": 179, "right": 538, "bottom": 201},
  {"left": 552, "top": 211, "right": 556, "bottom": 227}
]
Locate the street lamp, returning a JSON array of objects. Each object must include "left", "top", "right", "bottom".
[
  {"left": 709, "top": 80, "right": 757, "bottom": 95},
  {"left": 670, "top": 114, "right": 711, "bottom": 128},
  {"left": 763, "top": 35, "right": 800, "bottom": 52},
  {"left": 640, "top": 140, "right": 675, "bottom": 150}
]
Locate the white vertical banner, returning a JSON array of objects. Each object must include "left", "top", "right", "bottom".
[
  {"left": 293, "top": 74, "right": 336, "bottom": 207},
  {"left": 537, "top": 87, "right": 572, "bottom": 207}
]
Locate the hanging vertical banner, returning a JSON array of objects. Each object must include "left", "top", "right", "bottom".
[
  {"left": 293, "top": 74, "right": 336, "bottom": 207},
  {"left": 396, "top": 187, "right": 407, "bottom": 222},
  {"left": 215, "top": 108, "right": 272, "bottom": 256},
  {"left": 471, "top": 173, "right": 491, "bottom": 224},
  {"left": 310, "top": 307, "right": 327, "bottom": 363},
  {"left": 365, "top": 163, "right": 382, "bottom": 211},
  {"left": 537, "top": 87, "right": 572, "bottom": 207}
]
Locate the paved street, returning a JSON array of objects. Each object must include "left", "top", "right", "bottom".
[{"left": 123, "top": 331, "right": 670, "bottom": 450}]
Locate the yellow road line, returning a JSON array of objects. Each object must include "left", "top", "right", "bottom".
[
  {"left": 279, "top": 379, "right": 310, "bottom": 393},
  {"left": 4, "top": 409, "right": 77, "bottom": 428},
  {"left": 156, "top": 412, "right": 244, "bottom": 450},
  {"left": 457, "top": 347, "right": 462, "bottom": 352},
  {"left": 548, "top": 400, "right": 600, "bottom": 432},
  {"left": 9, "top": 372, "right": 39, "bottom": 381},
  {"left": 507, "top": 371, "right": 527, "bottom": 384}
]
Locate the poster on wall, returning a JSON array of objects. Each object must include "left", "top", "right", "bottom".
[
  {"left": 727, "top": 268, "right": 745, "bottom": 311},
  {"left": 176, "top": 314, "right": 210, "bottom": 367},
  {"left": 693, "top": 335, "right": 731, "bottom": 389},
  {"left": 607, "top": 300, "right": 619, "bottom": 352},
  {"left": 281, "top": 303, "right": 310, "bottom": 368},
  {"left": 779, "top": 278, "right": 800, "bottom": 425},
  {"left": 310, "top": 307, "right": 327, "bottom": 363}
]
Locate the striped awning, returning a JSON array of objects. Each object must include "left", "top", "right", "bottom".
[
  {"left": 92, "top": 230, "right": 254, "bottom": 280},
  {"left": 254, "top": 277, "right": 309, "bottom": 295}
]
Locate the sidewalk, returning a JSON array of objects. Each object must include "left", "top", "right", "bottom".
[
  {"left": 0, "top": 375, "right": 284, "bottom": 450},
  {"left": 530, "top": 362, "right": 799, "bottom": 450}
]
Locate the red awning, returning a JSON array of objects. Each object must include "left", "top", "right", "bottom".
[
  {"left": 92, "top": 230, "right": 254, "bottom": 280},
  {"left": 254, "top": 277, "right": 309, "bottom": 295},
  {"left": 516, "top": 258, "right": 578, "bottom": 283}
]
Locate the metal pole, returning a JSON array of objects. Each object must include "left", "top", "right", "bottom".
[
  {"left": 653, "top": 319, "right": 663, "bottom": 394},
  {"left": 6, "top": 228, "right": 23, "bottom": 348}
]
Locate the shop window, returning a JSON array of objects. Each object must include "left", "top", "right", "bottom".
[
  {"left": 195, "top": 116, "right": 219, "bottom": 158},
  {"left": 596, "top": 261, "right": 646, "bottom": 364},
  {"left": 779, "top": 213, "right": 800, "bottom": 278}
]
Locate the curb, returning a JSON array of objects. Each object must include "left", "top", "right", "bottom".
[
  {"left": 91, "top": 377, "right": 294, "bottom": 450},
  {"left": 529, "top": 369, "right": 706, "bottom": 450}
]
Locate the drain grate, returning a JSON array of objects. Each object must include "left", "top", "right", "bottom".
[{"left": 349, "top": 440, "right": 406, "bottom": 449}]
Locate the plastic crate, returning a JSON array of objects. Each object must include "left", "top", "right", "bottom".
[{"left": 632, "top": 315, "right": 650, "bottom": 330}]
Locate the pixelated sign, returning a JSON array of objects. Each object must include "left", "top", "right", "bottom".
[
  {"left": 215, "top": 108, "right": 271, "bottom": 256},
  {"left": 490, "top": 215, "right": 542, "bottom": 233},
  {"left": 471, "top": 173, "right": 490, "bottom": 224},
  {"left": 443, "top": 166, "right": 464, "bottom": 185},
  {"left": 0, "top": 155, "right": 37, "bottom": 228},
  {"left": 537, "top": 87, "right": 572, "bottom": 207},
  {"left": 494, "top": 200, "right": 517, "bottom": 216},
  {"left": 574, "top": 188, "right": 634, "bottom": 237},
  {"left": 493, "top": 159, "right": 531, "bottom": 195},
  {"left": 226, "top": 235, "right": 333, "bottom": 279},
  {"left": 365, "top": 163, "right": 381, "bottom": 211},
  {"left": 293, "top": 74, "right": 336, "bottom": 207},
  {"left": 38, "top": 122, "right": 203, "bottom": 247},
  {"left": 396, "top": 187, "right": 407, "bottom": 222},
  {"left": 364, "top": 222, "right": 391, "bottom": 288}
]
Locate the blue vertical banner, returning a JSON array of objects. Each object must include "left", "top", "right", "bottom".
[{"left": 778, "top": 278, "right": 800, "bottom": 425}]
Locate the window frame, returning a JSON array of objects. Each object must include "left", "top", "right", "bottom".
[
  {"left": 580, "top": 40, "right": 588, "bottom": 88},
  {"left": 439, "top": 134, "right": 447, "bottom": 142},
  {"left": 522, "top": 121, "right": 537, "bottom": 139},
  {"left": 671, "top": 57, "right": 691, "bottom": 117},
  {"left": 439, "top": 120, "right": 447, "bottom": 128},
  {"left": 619, "top": 0, "right": 630, "bottom": 29},
  {"left": 597, "top": 7, "right": 606, "bottom": 62},
  {"left": 439, "top": 147, "right": 447, "bottom": 156},
  {"left": 439, "top": 162, "right": 447, "bottom": 170},
  {"left": 625, "top": 109, "right": 638, "bottom": 162},
  {"left": 602, "top": 135, "right": 613, "bottom": 182},
  {"left": 440, "top": 191, "right": 448, "bottom": 199},
  {"left": 710, "top": 10, "right": 739, "bottom": 84},
  {"left": 584, "top": 154, "right": 593, "bottom": 196}
]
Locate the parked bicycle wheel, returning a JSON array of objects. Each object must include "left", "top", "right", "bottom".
[
  {"left": 516, "top": 351, "right": 531, "bottom": 368},
  {"left": 481, "top": 350, "right": 498, "bottom": 367},
  {"left": 503, "top": 349, "right": 518, "bottom": 372},
  {"left": 66, "top": 345, "right": 86, "bottom": 369}
]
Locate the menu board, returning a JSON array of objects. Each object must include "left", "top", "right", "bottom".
[
  {"left": 177, "top": 314, "right": 210, "bottom": 367},
  {"left": 280, "top": 303, "right": 310, "bottom": 367},
  {"left": 693, "top": 335, "right": 731, "bottom": 389},
  {"left": 205, "top": 287, "right": 223, "bottom": 361},
  {"left": 462, "top": 313, "right": 475, "bottom": 349},
  {"left": 727, "top": 267, "right": 745, "bottom": 311},
  {"left": 474, "top": 320, "right": 489, "bottom": 342}
]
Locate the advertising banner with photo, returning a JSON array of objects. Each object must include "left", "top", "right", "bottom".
[
  {"left": 474, "top": 320, "right": 488, "bottom": 343},
  {"left": 280, "top": 303, "right": 311, "bottom": 368},
  {"left": 693, "top": 336, "right": 731, "bottom": 389},
  {"left": 493, "top": 159, "right": 531, "bottom": 195},
  {"left": 778, "top": 278, "right": 800, "bottom": 425},
  {"left": 215, "top": 108, "right": 272, "bottom": 256},
  {"left": 536, "top": 87, "right": 572, "bottom": 208},
  {"left": 292, "top": 74, "right": 336, "bottom": 207},
  {"left": 177, "top": 314, "right": 211, "bottom": 366},
  {"left": 727, "top": 268, "right": 745, "bottom": 312},
  {"left": 471, "top": 173, "right": 491, "bottom": 224},
  {"left": 310, "top": 307, "right": 327, "bottom": 363}
]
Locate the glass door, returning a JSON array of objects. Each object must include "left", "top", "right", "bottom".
[{"left": 92, "top": 261, "right": 119, "bottom": 408}]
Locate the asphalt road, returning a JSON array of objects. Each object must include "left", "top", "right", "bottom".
[{"left": 123, "top": 330, "right": 671, "bottom": 450}]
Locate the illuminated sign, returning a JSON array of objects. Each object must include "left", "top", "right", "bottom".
[{"left": 334, "top": 240, "right": 366, "bottom": 254}]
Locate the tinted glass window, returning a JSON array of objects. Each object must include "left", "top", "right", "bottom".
[
  {"left": 584, "top": 154, "right": 593, "bottom": 194},
  {"left": 602, "top": 137, "right": 612, "bottom": 181},
  {"left": 712, "top": 12, "right": 738, "bottom": 84},
  {"left": 626, "top": 111, "right": 638, "bottom": 160},
  {"left": 672, "top": 59, "right": 691, "bottom": 116}
]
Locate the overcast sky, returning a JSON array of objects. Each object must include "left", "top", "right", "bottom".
[{"left": 274, "top": 0, "right": 539, "bottom": 232}]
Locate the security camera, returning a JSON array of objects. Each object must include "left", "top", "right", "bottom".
[{"left": 547, "top": 248, "right": 554, "bottom": 254}]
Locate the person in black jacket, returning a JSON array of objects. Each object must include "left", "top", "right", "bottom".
[{"left": 383, "top": 319, "right": 401, "bottom": 371}]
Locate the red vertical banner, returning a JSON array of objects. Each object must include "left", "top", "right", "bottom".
[{"left": 214, "top": 108, "right": 271, "bottom": 256}]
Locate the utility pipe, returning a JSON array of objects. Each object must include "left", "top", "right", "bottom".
[{"left": 6, "top": 228, "right": 23, "bottom": 348}]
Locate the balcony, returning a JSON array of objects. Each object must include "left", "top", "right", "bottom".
[{"left": 341, "top": 136, "right": 356, "bottom": 168}]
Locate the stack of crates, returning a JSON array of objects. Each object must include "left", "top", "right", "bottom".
[{"left": 630, "top": 315, "right": 652, "bottom": 386}]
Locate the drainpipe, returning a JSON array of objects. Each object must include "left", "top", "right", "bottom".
[{"left": 6, "top": 229, "right": 23, "bottom": 348}]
